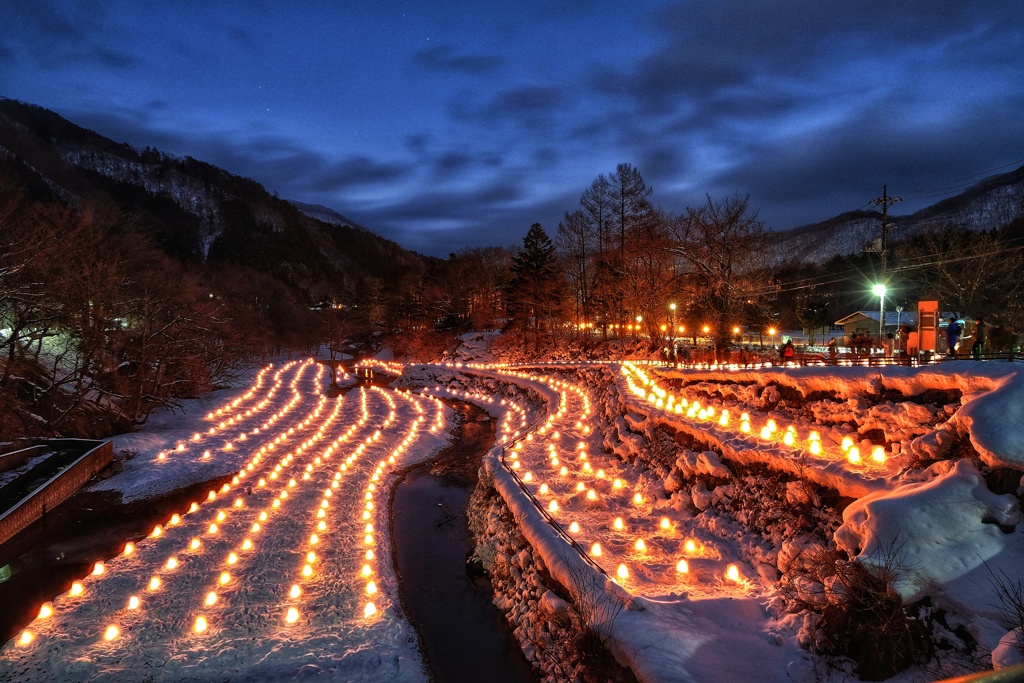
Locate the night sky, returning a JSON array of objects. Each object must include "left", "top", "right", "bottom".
[{"left": 2, "top": 1, "right": 1023, "bottom": 256}]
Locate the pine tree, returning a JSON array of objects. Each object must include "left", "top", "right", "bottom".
[{"left": 508, "top": 224, "right": 563, "bottom": 344}]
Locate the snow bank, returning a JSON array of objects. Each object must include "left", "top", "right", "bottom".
[{"left": 835, "top": 459, "right": 1022, "bottom": 607}]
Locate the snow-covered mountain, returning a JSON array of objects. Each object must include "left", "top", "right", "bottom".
[{"left": 769, "top": 165, "right": 1024, "bottom": 266}]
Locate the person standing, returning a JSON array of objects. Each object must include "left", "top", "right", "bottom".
[
  {"left": 972, "top": 318, "right": 985, "bottom": 360},
  {"left": 883, "top": 333, "right": 895, "bottom": 358},
  {"left": 946, "top": 317, "right": 962, "bottom": 357}
]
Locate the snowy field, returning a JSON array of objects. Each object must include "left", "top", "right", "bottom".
[{"left": 1, "top": 359, "right": 453, "bottom": 681}]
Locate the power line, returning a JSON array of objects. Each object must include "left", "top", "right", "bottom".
[{"left": 900, "top": 157, "right": 1024, "bottom": 200}]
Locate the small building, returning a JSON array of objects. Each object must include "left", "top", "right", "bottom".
[{"left": 834, "top": 311, "right": 918, "bottom": 339}]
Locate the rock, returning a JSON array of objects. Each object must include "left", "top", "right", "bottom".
[
  {"left": 539, "top": 590, "right": 569, "bottom": 617},
  {"left": 993, "top": 628, "right": 1024, "bottom": 669}
]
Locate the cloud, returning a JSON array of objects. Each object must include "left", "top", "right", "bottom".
[
  {"left": 70, "top": 107, "right": 412, "bottom": 199},
  {"left": 2, "top": 1, "right": 140, "bottom": 70},
  {"left": 413, "top": 44, "right": 502, "bottom": 74}
]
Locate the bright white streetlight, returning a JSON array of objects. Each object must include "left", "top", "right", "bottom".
[{"left": 872, "top": 284, "right": 887, "bottom": 337}]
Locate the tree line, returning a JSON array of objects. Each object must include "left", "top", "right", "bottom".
[{"left": 383, "top": 163, "right": 1024, "bottom": 358}]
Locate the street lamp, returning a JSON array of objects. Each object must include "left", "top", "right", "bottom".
[
  {"left": 872, "top": 284, "right": 887, "bottom": 338},
  {"left": 768, "top": 327, "right": 776, "bottom": 349},
  {"left": 636, "top": 315, "right": 643, "bottom": 339},
  {"left": 669, "top": 303, "right": 676, "bottom": 344}
]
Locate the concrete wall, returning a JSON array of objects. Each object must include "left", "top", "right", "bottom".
[
  {"left": 0, "top": 445, "right": 50, "bottom": 475},
  {"left": 0, "top": 440, "right": 113, "bottom": 547}
]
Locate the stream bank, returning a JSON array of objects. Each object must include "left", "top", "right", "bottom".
[{"left": 390, "top": 399, "right": 536, "bottom": 682}]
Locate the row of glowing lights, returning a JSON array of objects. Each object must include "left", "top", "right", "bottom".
[
  {"left": 17, "top": 384, "right": 449, "bottom": 646},
  {"left": 358, "top": 359, "right": 405, "bottom": 376},
  {"left": 190, "top": 385, "right": 351, "bottom": 635},
  {"left": 496, "top": 369, "right": 747, "bottom": 587},
  {"left": 14, "top": 362, "right": 345, "bottom": 646},
  {"left": 283, "top": 387, "right": 400, "bottom": 625},
  {"left": 402, "top": 367, "right": 745, "bottom": 589},
  {"left": 621, "top": 362, "right": 889, "bottom": 466},
  {"left": 158, "top": 360, "right": 307, "bottom": 462},
  {"left": 355, "top": 392, "right": 443, "bottom": 621}
]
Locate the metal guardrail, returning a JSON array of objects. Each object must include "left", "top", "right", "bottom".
[
  {"left": 498, "top": 446, "right": 608, "bottom": 577},
  {"left": 441, "top": 362, "right": 610, "bottom": 577},
  {"left": 662, "top": 350, "right": 1022, "bottom": 371}
]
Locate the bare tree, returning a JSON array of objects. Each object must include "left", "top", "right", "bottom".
[{"left": 670, "top": 196, "right": 769, "bottom": 352}]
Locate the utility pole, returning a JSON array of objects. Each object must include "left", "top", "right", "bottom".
[
  {"left": 869, "top": 185, "right": 902, "bottom": 280},
  {"left": 869, "top": 185, "right": 901, "bottom": 338}
]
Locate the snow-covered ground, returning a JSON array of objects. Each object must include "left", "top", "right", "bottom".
[
  {"left": 393, "top": 358, "right": 1024, "bottom": 682},
  {"left": 6, "top": 350, "right": 1024, "bottom": 682},
  {"left": 1, "top": 359, "right": 453, "bottom": 681}
]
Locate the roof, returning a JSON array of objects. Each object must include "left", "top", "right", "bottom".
[{"left": 834, "top": 311, "right": 920, "bottom": 327}]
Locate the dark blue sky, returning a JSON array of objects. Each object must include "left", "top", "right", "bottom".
[{"left": 2, "top": 1, "right": 1023, "bottom": 256}]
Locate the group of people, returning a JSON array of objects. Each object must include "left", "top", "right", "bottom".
[{"left": 946, "top": 317, "right": 986, "bottom": 359}]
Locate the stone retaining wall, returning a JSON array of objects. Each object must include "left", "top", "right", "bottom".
[{"left": 468, "top": 472, "right": 636, "bottom": 683}]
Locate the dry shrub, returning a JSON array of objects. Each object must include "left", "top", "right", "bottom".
[{"left": 780, "top": 543, "right": 931, "bottom": 680}]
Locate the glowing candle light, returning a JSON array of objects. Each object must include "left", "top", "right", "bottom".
[
  {"left": 92, "top": 561, "right": 105, "bottom": 576},
  {"left": 635, "top": 538, "right": 647, "bottom": 551},
  {"left": 17, "top": 631, "right": 33, "bottom": 646},
  {"left": 871, "top": 446, "right": 886, "bottom": 463},
  {"left": 364, "top": 602, "right": 377, "bottom": 618},
  {"left": 366, "top": 581, "right": 378, "bottom": 595},
  {"left": 726, "top": 564, "right": 741, "bottom": 582},
  {"left": 548, "top": 500, "right": 559, "bottom": 512},
  {"left": 286, "top": 607, "right": 299, "bottom": 624},
  {"left": 685, "top": 539, "right": 697, "bottom": 553},
  {"left": 103, "top": 625, "right": 120, "bottom": 641},
  {"left": 70, "top": 581, "right": 84, "bottom": 596},
  {"left": 205, "top": 591, "right": 218, "bottom": 606},
  {"left": 128, "top": 596, "right": 140, "bottom": 610},
  {"left": 660, "top": 517, "right": 671, "bottom": 530},
  {"left": 810, "top": 441, "right": 822, "bottom": 455},
  {"left": 590, "top": 543, "right": 602, "bottom": 556},
  {"left": 38, "top": 602, "right": 53, "bottom": 619},
  {"left": 242, "top": 538, "right": 253, "bottom": 550},
  {"left": 148, "top": 577, "right": 161, "bottom": 590},
  {"left": 741, "top": 421, "right": 751, "bottom": 434},
  {"left": 633, "top": 493, "right": 643, "bottom": 505},
  {"left": 290, "top": 584, "right": 301, "bottom": 599},
  {"left": 227, "top": 553, "right": 238, "bottom": 565},
  {"left": 760, "top": 426, "right": 772, "bottom": 439},
  {"left": 841, "top": 436, "right": 854, "bottom": 451},
  {"left": 847, "top": 447, "right": 862, "bottom": 464},
  {"left": 151, "top": 525, "right": 163, "bottom": 538},
  {"left": 613, "top": 479, "right": 624, "bottom": 489},
  {"left": 219, "top": 572, "right": 230, "bottom": 585},
  {"left": 302, "top": 564, "right": 313, "bottom": 577},
  {"left": 676, "top": 559, "right": 689, "bottom": 573},
  {"left": 194, "top": 616, "right": 208, "bottom": 633},
  {"left": 613, "top": 517, "right": 625, "bottom": 530},
  {"left": 616, "top": 564, "right": 629, "bottom": 580},
  {"left": 166, "top": 557, "right": 178, "bottom": 570}
]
